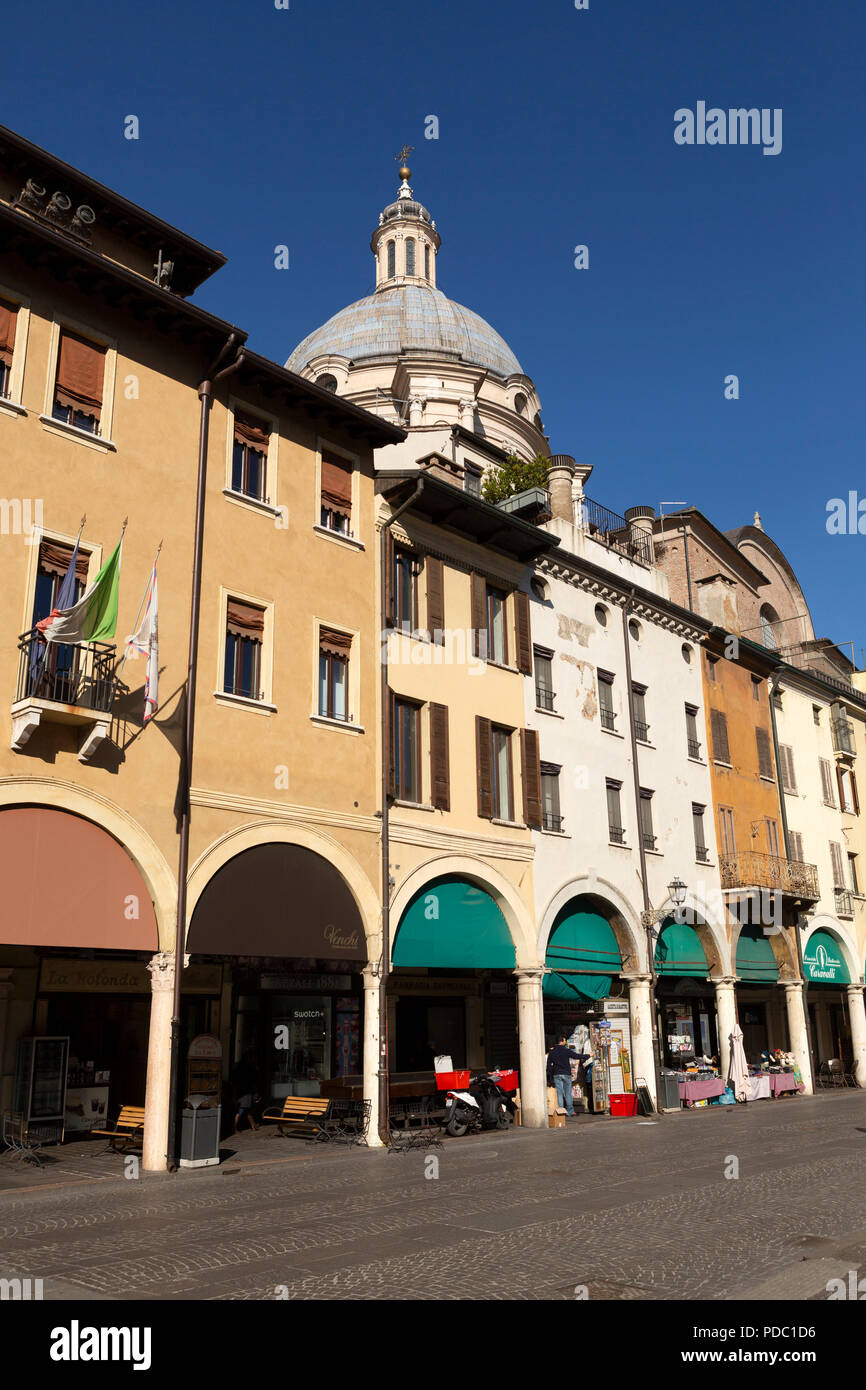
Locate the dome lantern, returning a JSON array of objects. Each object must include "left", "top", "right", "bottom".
[{"left": 371, "top": 148, "right": 440, "bottom": 291}]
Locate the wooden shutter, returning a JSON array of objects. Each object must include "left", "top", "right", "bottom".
[
  {"left": 851, "top": 770, "right": 860, "bottom": 816},
  {"left": 426, "top": 555, "right": 445, "bottom": 644},
  {"left": 233, "top": 409, "right": 269, "bottom": 451},
  {"left": 226, "top": 599, "right": 264, "bottom": 637},
  {"left": 475, "top": 716, "right": 493, "bottom": 818},
  {"left": 789, "top": 830, "right": 804, "bottom": 863},
  {"left": 830, "top": 841, "right": 845, "bottom": 888},
  {"left": 514, "top": 590, "right": 533, "bottom": 675},
  {"left": 38, "top": 539, "right": 89, "bottom": 583},
  {"left": 0, "top": 297, "right": 17, "bottom": 367},
  {"left": 710, "top": 709, "right": 730, "bottom": 763},
  {"left": 606, "top": 782, "right": 621, "bottom": 831},
  {"left": 470, "top": 572, "right": 487, "bottom": 658},
  {"left": 321, "top": 453, "right": 353, "bottom": 524},
  {"left": 387, "top": 690, "right": 396, "bottom": 799},
  {"left": 318, "top": 626, "right": 351, "bottom": 656},
  {"left": 520, "top": 728, "right": 542, "bottom": 828},
  {"left": 779, "top": 744, "right": 797, "bottom": 792},
  {"left": 383, "top": 527, "right": 394, "bottom": 627},
  {"left": 54, "top": 330, "right": 105, "bottom": 418},
  {"left": 429, "top": 702, "right": 450, "bottom": 810},
  {"left": 836, "top": 764, "right": 846, "bottom": 811},
  {"left": 756, "top": 728, "right": 773, "bottom": 779},
  {"left": 819, "top": 757, "right": 835, "bottom": 806},
  {"left": 639, "top": 791, "right": 654, "bottom": 842}
]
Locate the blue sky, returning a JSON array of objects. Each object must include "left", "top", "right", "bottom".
[{"left": 5, "top": 0, "right": 864, "bottom": 661}]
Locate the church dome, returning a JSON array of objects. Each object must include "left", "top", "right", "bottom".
[{"left": 286, "top": 283, "right": 523, "bottom": 380}]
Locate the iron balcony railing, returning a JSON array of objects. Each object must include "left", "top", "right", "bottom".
[
  {"left": 542, "top": 812, "right": 564, "bottom": 833},
  {"left": 832, "top": 717, "right": 856, "bottom": 757},
  {"left": 634, "top": 719, "right": 650, "bottom": 742},
  {"left": 687, "top": 737, "right": 702, "bottom": 759},
  {"left": 609, "top": 825, "right": 625, "bottom": 845},
  {"left": 695, "top": 845, "right": 710, "bottom": 863},
  {"left": 580, "top": 496, "right": 654, "bottom": 567},
  {"left": 641, "top": 831, "right": 657, "bottom": 851},
  {"left": 719, "top": 849, "right": 819, "bottom": 901},
  {"left": 834, "top": 887, "right": 854, "bottom": 917},
  {"left": 16, "top": 629, "right": 117, "bottom": 712},
  {"left": 535, "top": 683, "right": 555, "bottom": 712},
  {"left": 600, "top": 706, "right": 616, "bottom": 732}
]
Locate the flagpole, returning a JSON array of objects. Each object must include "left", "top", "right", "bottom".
[{"left": 116, "top": 539, "right": 162, "bottom": 685}]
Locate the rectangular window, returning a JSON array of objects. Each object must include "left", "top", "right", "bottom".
[
  {"left": 632, "top": 684, "right": 649, "bottom": 742},
  {"left": 534, "top": 649, "right": 555, "bottom": 711},
  {"left": 839, "top": 766, "right": 858, "bottom": 815},
  {"left": 393, "top": 698, "right": 420, "bottom": 802},
  {"left": 639, "top": 789, "right": 656, "bottom": 851},
  {"left": 756, "top": 728, "right": 774, "bottom": 779},
  {"left": 706, "top": 655, "right": 718, "bottom": 683},
  {"left": 772, "top": 690, "right": 783, "bottom": 711},
  {"left": 491, "top": 725, "right": 513, "bottom": 821},
  {"left": 849, "top": 853, "right": 860, "bottom": 895},
  {"left": 224, "top": 599, "right": 265, "bottom": 700},
  {"left": 319, "top": 452, "right": 353, "bottom": 535},
  {"left": 0, "top": 296, "right": 18, "bottom": 399},
  {"left": 392, "top": 548, "right": 418, "bottom": 632},
  {"left": 710, "top": 708, "right": 730, "bottom": 764},
  {"left": 830, "top": 841, "right": 845, "bottom": 889},
  {"left": 819, "top": 757, "right": 836, "bottom": 807},
  {"left": 813, "top": 705, "right": 822, "bottom": 726},
  {"left": 318, "top": 627, "right": 351, "bottom": 720},
  {"left": 232, "top": 409, "right": 269, "bottom": 502},
  {"left": 685, "top": 704, "right": 701, "bottom": 759},
  {"left": 718, "top": 807, "right": 736, "bottom": 858},
  {"left": 692, "top": 803, "right": 708, "bottom": 862},
  {"left": 765, "top": 818, "right": 781, "bottom": 858},
  {"left": 52, "top": 328, "right": 105, "bottom": 434},
  {"left": 540, "top": 762, "right": 562, "bottom": 832},
  {"left": 789, "top": 830, "right": 804, "bottom": 864},
  {"left": 606, "top": 779, "right": 624, "bottom": 844},
  {"left": 487, "top": 587, "right": 507, "bottom": 665},
  {"left": 599, "top": 671, "right": 616, "bottom": 731},
  {"left": 27, "top": 538, "right": 90, "bottom": 702},
  {"left": 751, "top": 676, "right": 761, "bottom": 702},
  {"left": 464, "top": 465, "right": 481, "bottom": 497},
  {"left": 779, "top": 744, "right": 797, "bottom": 793}
]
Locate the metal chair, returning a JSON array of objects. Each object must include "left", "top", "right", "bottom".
[{"left": 827, "top": 1058, "right": 853, "bottom": 1088}]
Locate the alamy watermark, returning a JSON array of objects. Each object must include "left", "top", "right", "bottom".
[
  {"left": 675, "top": 103, "right": 782, "bottom": 156},
  {"left": 0, "top": 497, "right": 43, "bottom": 542}
]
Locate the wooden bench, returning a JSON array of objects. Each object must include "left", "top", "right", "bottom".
[
  {"left": 92, "top": 1106, "right": 145, "bottom": 1153},
  {"left": 261, "top": 1096, "right": 332, "bottom": 1140}
]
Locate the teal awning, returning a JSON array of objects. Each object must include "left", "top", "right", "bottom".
[
  {"left": 736, "top": 925, "right": 779, "bottom": 982},
  {"left": 803, "top": 929, "right": 850, "bottom": 985},
  {"left": 543, "top": 907, "right": 622, "bottom": 1001},
  {"left": 393, "top": 877, "right": 515, "bottom": 969},
  {"left": 655, "top": 920, "right": 709, "bottom": 977}
]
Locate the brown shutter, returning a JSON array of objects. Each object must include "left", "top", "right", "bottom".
[
  {"left": 756, "top": 728, "right": 773, "bottom": 778},
  {"left": 710, "top": 709, "right": 730, "bottom": 763},
  {"left": 320, "top": 453, "right": 353, "bottom": 513},
  {"left": 820, "top": 757, "right": 835, "bottom": 806},
  {"left": 54, "top": 330, "right": 105, "bottom": 418},
  {"left": 514, "top": 589, "right": 533, "bottom": 675},
  {"left": 0, "top": 297, "right": 17, "bottom": 367},
  {"left": 387, "top": 690, "right": 396, "bottom": 799},
  {"left": 830, "top": 841, "right": 845, "bottom": 888},
  {"left": 233, "top": 409, "right": 269, "bottom": 451},
  {"left": 382, "top": 527, "right": 394, "bottom": 627},
  {"left": 470, "top": 572, "right": 487, "bottom": 659},
  {"left": 852, "top": 770, "right": 860, "bottom": 816},
  {"left": 426, "top": 555, "right": 445, "bottom": 644},
  {"left": 38, "top": 539, "right": 89, "bottom": 583},
  {"left": 520, "top": 728, "right": 542, "bottom": 828},
  {"left": 476, "top": 716, "right": 493, "bottom": 818},
  {"left": 226, "top": 599, "right": 264, "bottom": 637},
  {"left": 836, "top": 764, "right": 846, "bottom": 811},
  {"left": 788, "top": 830, "right": 803, "bottom": 863},
  {"left": 430, "top": 702, "right": 450, "bottom": 810}
]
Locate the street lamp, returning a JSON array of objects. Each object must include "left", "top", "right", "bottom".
[{"left": 641, "top": 877, "right": 688, "bottom": 931}]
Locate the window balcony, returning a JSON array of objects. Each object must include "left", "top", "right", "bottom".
[
  {"left": 831, "top": 717, "right": 856, "bottom": 758},
  {"left": 11, "top": 629, "right": 117, "bottom": 762},
  {"left": 719, "top": 848, "right": 819, "bottom": 902},
  {"left": 641, "top": 831, "right": 657, "bottom": 851},
  {"left": 834, "top": 887, "right": 854, "bottom": 918},
  {"left": 535, "top": 684, "right": 556, "bottom": 712},
  {"left": 634, "top": 719, "right": 650, "bottom": 742},
  {"left": 695, "top": 845, "right": 710, "bottom": 864},
  {"left": 542, "top": 811, "right": 564, "bottom": 833},
  {"left": 609, "top": 825, "right": 626, "bottom": 845},
  {"left": 687, "top": 737, "right": 702, "bottom": 759},
  {"left": 600, "top": 706, "right": 616, "bottom": 732}
]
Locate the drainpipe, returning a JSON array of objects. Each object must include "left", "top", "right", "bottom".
[
  {"left": 621, "top": 589, "right": 665, "bottom": 1108},
  {"left": 681, "top": 518, "right": 694, "bottom": 613},
  {"left": 767, "top": 665, "right": 816, "bottom": 1086},
  {"left": 378, "top": 476, "right": 425, "bottom": 1143},
  {"left": 168, "top": 334, "right": 244, "bottom": 1170}
]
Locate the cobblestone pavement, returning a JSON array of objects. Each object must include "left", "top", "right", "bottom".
[{"left": 0, "top": 1091, "right": 864, "bottom": 1301}]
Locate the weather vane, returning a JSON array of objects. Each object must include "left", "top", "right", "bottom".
[{"left": 395, "top": 144, "right": 414, "bottom": 165}]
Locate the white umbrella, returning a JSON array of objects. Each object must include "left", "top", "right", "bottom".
[{"left": 728, "top": 1023, "right": 749, "bottom": 1102}]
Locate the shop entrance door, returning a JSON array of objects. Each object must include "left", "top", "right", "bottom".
[
  {"left": 395, "top": 997, "right": 465, "bottom": 1072},
  {"left": 740, "top": 1002, "right": 768, "bottom": 1062}
]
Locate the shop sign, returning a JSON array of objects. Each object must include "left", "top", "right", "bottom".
[
  {"left": 602, "top": 999, "right": 629, "bottom": 1015},
  {"left": 389, "top": 976, "right": 480, "bottom": 996},
  {"left": 260, "top": 973, "right": 351, "bottom": 991},
  {"left": 40, "top": 958, "right": 222, "bottom": 995},
  {"left": 803, "top": 938, "right": 846, "bottom": 984},
  {"left": 188, "top": 1034, "right": 222, "bottom": 1060}
]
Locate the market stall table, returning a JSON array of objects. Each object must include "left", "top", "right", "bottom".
[
  {"left": 678, "top": 1077, "right": 725, "bottom": 1105},
  {"left": 768, "top": 1072, "right": 802, "bottom": 1097},
  {"left": 744, "top": 1075, "right": 771, "bottom": 1101}
]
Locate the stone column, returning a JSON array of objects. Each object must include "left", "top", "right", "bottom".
[
  {"left": 784, "top": 982, "right": 814, "bottom": 1095},
  {"left": 143, "top": 951, "right": 182, "bottom": 1172},
  {"left": 465, "top": 994, "right": 485, "bottom": 1067},
  {"left": 846, "top": 984, "right": 866, "bottom": 1088},
  {"left": 547, "top": 455, "right": 575, "bottom": 524},
  {"left": 514, "top": 968, "right": 547, "bottom": 1127},
  {"left": 361, "top": 965, "right": 383, "bottom": 1147},
  {"left": 408, "top": 394, "right": 425, "bottom": 428},
  {"left": 714, "top": 977, "right": 737, "bottom": 1084},
  {"left": 627, "top": 975, "right": 657, "bottom": 1106},
  {"left": 458, "top": 398, "right": 475, "bottom": 431}
]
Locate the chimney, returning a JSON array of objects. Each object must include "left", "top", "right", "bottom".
[{"left": 547, "top": 454, "right": 576, "bottom": 523}]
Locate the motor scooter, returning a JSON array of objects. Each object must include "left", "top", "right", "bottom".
[{"left": 443, "top": 1070, "right": 516, "bottom": 1137}]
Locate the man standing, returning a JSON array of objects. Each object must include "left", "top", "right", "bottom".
[{"left": 547, "top": 1033, "right": 585, "bottom": 1119}]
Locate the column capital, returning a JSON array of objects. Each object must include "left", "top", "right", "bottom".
[
  {"left": 782, "top": 979, "right": 806, "bottom": 995},
  {"left": 623, "top": 972, "right": 653, "bottom": 987},
  {"left": 147, "top": 951, "right": 188, "bottom": 992},
  {"left": 361, "top": 964, "right": 381, "bottom": 988},
  {"left": 845, "top": 982, "right": 866, "bottom": 996},
  {"left": 513, "top": 966, "right": 545, "bottom": 985},
  {"left": 710, "top": 975, "right": 738, "bottom": 991}
]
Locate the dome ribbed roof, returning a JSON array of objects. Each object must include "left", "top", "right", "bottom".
[{"left": 286, "top": 284, "right": 523, "bottom": 379}]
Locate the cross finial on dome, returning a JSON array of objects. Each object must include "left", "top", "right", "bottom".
[
  {"left": 753, "top": 510, "right": 763, "bottom": 530},
  {"left": 395, "top": 144, "right": 414, "bottom": 197}
]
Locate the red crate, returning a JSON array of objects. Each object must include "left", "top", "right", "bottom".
[
  {"left": 434, "top": 1070, "right": 471, "bottom": 1091},
  {"left": 609, "top": 1092, "right": 637, "bottom": 1117},
  {"left": 489, "top": 1069, "right": 519, "bottom": 1092}
]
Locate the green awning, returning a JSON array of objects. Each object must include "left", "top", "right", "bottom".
[
  {"left": 803, "top": 930, "right": 850, "bottom": 985},
  {"left": 736, "top": 925, "right": 779, "bottom": 982},
  {"left": 393, "top": 877, "right": 515, "bottom": 969},
  {"left": 543, "top": 907, "right": 622, "bottom": 1001},
  {"left": 655, "top": 920, "right": 709, "bottom": 977}
]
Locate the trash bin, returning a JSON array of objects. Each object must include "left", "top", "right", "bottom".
[
  {"left": 179, "top": 1103, "right": 221, "bottom": 1167},
  {"left": 659, "top": 1070, "right": 682, "bottom": 1112}
]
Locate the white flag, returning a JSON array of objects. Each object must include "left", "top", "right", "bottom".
[{"left": 125, "top": 567, "right": 158, "bottom": 723}]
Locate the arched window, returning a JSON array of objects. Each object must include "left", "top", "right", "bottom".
[
  {"left": 405, "top": 238, "right": 416, "bottom": 276},
  {"left": 387, "top": 241, "right": 395, "bottom": 278},
  {"left": 424, "top": 244, "right": 430, "bottom": 279},
  {"left": 317, "top": 374, "right": 338, "bottom": 393},
  {"left": 760, "top": 604, "right": 779, "bottom": 649}
]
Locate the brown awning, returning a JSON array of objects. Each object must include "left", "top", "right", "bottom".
[
  {"left": 233, "top": 409, "right": 269, "bottom": 452},
  {"left": 39, "top": 539, "right": 90, "bottom": 582},
  {"left": 226, "top": 598, "right": 264, "bottom": 638},
  {"left": 0, "top": 808, "right": 158, "bottom": 950},
  {"left": 320, "top": 453, "right": 353, "bottom": 512},
  {"left": 187, "top": 843, "right": 366, "bottom": 960},
  {"left": 319, "top": 627, "right": 352, "bottom": 658},
  {"left": 54, "top": 330, "right": 105, "bottom": 418},
  {"left": 0, "top": 297, "right": 17, "bottom": 367}
]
